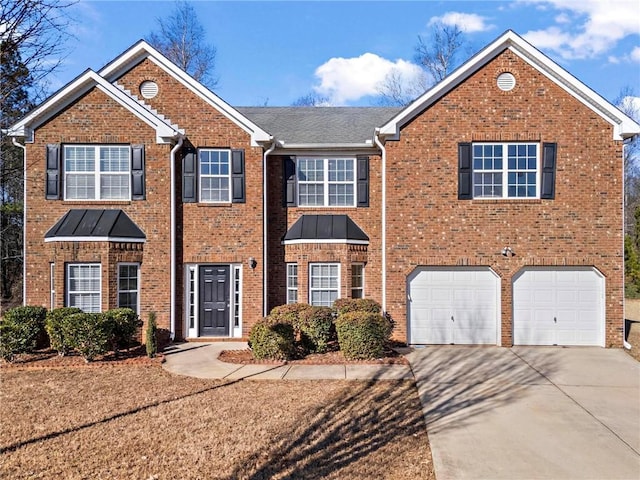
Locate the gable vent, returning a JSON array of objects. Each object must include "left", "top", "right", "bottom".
[
  {"left": 497, "top": 72, "right": 516, "bottom": 92},
  {"left": 140, "top": 81, "right": 159, "bottom": 99}
]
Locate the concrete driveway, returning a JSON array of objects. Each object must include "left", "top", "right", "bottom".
[{"left": 407, "top": 346, "right": 640, "bottom": 480}]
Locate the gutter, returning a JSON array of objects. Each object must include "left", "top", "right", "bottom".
[
  {"left": 169, "top": 134, "right": 185, "bottom": 340},
  {"left": 373, "top": 129, "right": 387, "bottom": 313},
  {"left": 623, "top": 139, "right": 632, "bottom": 350},
  {"left": 262, "top": 138, "right": 276, "bottom": 316},
  {"left": 12, "top": 138, "right": 27, "bottom": 306}
]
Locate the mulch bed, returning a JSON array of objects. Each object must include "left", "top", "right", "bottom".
[
  {"left": 0, "top": 346, "right": 164, "bottom": 370},
  {"left": 218, "top": 346, "right": 410, "bottom": 365}
]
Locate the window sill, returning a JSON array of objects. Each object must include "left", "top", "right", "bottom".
[
  {"left": 195, "top": 202, "right": 233, "bottom": 208},
  {"left": 470, "top": 198, "right": 543, "bottom": 204}
]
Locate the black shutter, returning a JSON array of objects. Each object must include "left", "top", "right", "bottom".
[
  {"left": 131, "top": 144, "right": 145, "bottom": 200},
  {"left": 45, "top": 144, "right": 61, "bottom": 200},
  {"left": 458, "top": 142, "right": 472, "bottom": 200},
  {"left": 541, "top": 142, "right": 557, "bottom": 200},
  {"left": 356, "top": 155, "right": 369, "bottom": 207},
  {"left": 231, "top": 149, "right": 245, "bottom": 203},
  {"left": 182, "top": 147, "right": 197, "bottom": 203},
  {"left": 283, "top": 156, "right": 296, "bottom": 206}
]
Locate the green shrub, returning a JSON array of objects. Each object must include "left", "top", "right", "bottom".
[
  {"left": 268, "top": 303, "right": 313, "bottom": 334},
  {"left": 249, "top": 319, "right": 295, "bottom": 360},
  {"left": 66, "top": 312, "right": 110, "bottom": 362},
  {"left": 145, "top": 311, "right": 157, "bottom": 358},
  {"left": 333, "top": 298, "right": 382, "bottom": 316},
  {"left": 45, "top": 307, "right": 82, "bottom": 356},
  {"left": 298, "top": 306, "right": 335, "bottom": 353},
  {"left": 0, "top": 306, "right": 47, "bottom": 361},
  {"left": 103, "top": 308, "right": 139, "bottom": 354},
  {"left": 335, "top": 311, "right": 393, "bottom": 360}
]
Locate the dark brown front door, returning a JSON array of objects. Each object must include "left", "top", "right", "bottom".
[{"left": 199, "top": 265, "right": 230, "bottom": 336}]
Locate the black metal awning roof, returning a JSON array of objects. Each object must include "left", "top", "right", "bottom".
[
  {"left": 283, "top": 215, "right": 368, "bottom": 244},
  {"left": 45, "top": 209, "right": 146, "bottom": 242}
]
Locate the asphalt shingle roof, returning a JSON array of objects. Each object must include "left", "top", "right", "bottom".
[{"left": 238, "top": 107, "right": 401, "bottom": 145}]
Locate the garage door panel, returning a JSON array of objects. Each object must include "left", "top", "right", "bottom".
[
  {"left": 513, "top": 268, "right": 603, "bottom": 346},
  {"left": 409, "top": 267, "right": 499, "bottom": 345}
]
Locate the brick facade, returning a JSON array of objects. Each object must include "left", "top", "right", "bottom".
[{"left": 15, "top": 33, "right": 634, "bottom": 348}]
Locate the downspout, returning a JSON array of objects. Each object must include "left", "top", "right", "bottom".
[
  {"left": 623, "top": 139, "right": 632, "bottom": 350},
  {"left": 262, "top": 138, "right": 276, "bottom": 316},
  {"left": 373, "top": 129, "right": 387, "bottom": 313},
  {"left": 12, "top": 138, "right": 27, "bottom": 306},
  {"left": 170, "top": 134, "right": 184, "bottom": 341}
]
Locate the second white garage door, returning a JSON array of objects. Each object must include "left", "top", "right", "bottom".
[
  {"left": 408, "top": 267, "right": 500, "bottom": 345},
  {"left": 513, "top": 267, "right": 604, "bottom": 346}
]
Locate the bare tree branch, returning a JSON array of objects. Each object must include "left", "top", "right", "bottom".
[{"left": 147, "top": 1, "right": 218, "bottom": 89}]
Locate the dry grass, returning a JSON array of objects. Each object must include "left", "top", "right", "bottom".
[
  {"left": 0, "top": 366, "right": 434, "bottom": 479},
  {"left": 626, "top": 320, "right": 640, "bottom": 362}
]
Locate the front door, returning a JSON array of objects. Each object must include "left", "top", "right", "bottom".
[{"left": 199, "top": 265, "right": 230, "bottom": 336}]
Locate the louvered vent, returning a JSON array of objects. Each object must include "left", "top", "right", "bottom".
[
  {"left": 497, "top": 72, "right": 516, "bottom": 91},
  {"left": 140, "top": 81, "right": 159, "bottom": 99}
]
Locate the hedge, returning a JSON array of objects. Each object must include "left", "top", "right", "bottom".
[
  {"left": 65, "top": 312, "right": 111, "bottom": 362},
  {"left": 0, "top": 306, "right": 48, "bottom": 362},
  {"left": 297, "top": 306, "right": 335, "bottom": 353},
  {"left": 333, "top": 298, "right": 382, "bottom": 315},
  {"left": 45, "top": 307, "right": 83, "bottom": 356},
  {"left": 103, "top": 308, "right": 139, "bottom": 354},
  {"left": 249, "top": 319, "right": 295, "bottom": 360},
  {"left": 334, "top": 311, "right": 393, "bottom": 360}
]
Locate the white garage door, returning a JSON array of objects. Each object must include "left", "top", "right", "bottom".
[
  {"left": 408, "top": 267, "right": 500, "bottom": 345},
  {"left": 513, "top": 267, "right": 604, "bottom": 346}
]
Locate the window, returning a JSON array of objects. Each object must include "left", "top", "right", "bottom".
[
  {"left": 472, "top": 143, "right": 538, "bottom": 199},
  {"left": 286, "top": 263, "right": 298, "bottom": 304},
  {"left": 67, "top": 263, "right": 101, "bottom": 312},
  {"left": 309, "top": 263, "right": 339, "bottom": 307},
  {"left": 64, "top": 145, "right": 130, "bottom": 200},
  {"left": 351, "top": 264, "right": 364, "bottom": 298},
  {"left": 297, "top": 157, "right": 355, "bottom": 206},
  {"left": 187, "top": 266, "right": 196, "bottom": 329},
  {"left": 117, "top": 263, "right": 139, "bottom": 313},
  {"left": 233, "top": 266, "right": 241, "bottom": 329},
  {"left": 199, "top": 149, "right": 230, "bottom": 202}
]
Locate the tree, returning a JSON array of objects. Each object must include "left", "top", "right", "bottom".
[
  {"left": 147, "top": 1, "right": 218, "bottom": 88},
  {"left": 0, "top": 0, "right": 76, "bottom": 105},
  {"left": 0, "top": 41, "right": 34, "bottom": 305},
  {"left": 377, "top": 22, "right": 466, "bottom": 106},
  {"left": 291, "top": 92, "right": 329, "bottom": 107},
  {"left": 616, "top": 87, "right": 640, "bottom": 234}
]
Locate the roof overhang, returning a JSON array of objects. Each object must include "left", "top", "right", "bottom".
[
  {"left": 282, "top": 214, "right": 369, "bottom": 245},
  {"left": 44, "top": 209, "right": 146, "bottom": 243},
  {"left": 379, "top": 30, "right": 640, "bottom": 142},
  {"left": 99, "top": 40, "right": 272, "bottom": 147},
  {"left": 7, "top": 70, "right": 183, "bottom": 144}
]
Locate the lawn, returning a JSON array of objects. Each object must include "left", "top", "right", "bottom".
[
  {"left": 0, "top": 365, "right": 434, "bottom": 479},
  {"left": 626, "top": 320, "right": 640, "bottom": 362}
]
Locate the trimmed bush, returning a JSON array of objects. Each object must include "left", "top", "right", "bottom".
[
  {"left": 0, "top": 306, "right": 47, "bottom": 361},
  {"left": 333, "top": 298, "right": 382, "bottom": 316},
  {"left": 298, "top": 306, "right": 335, "bottom": 353},
  {"left": 268, "top": 303, "right": 313, "bottom": 333},
  {"left": 335, "top": 311, "right": 393, "bottom": 360},
  {"left": 249, "top": 319, "right": 295, "bottom": 360},
  {"left": 103, "top": 308, "right": 139, "bottom": 353},
  {"left": 66, "top": 312, "right": 110, "bottom": 362},
  {"left": 45, "top": 307, "right": 82, "bottom": 356},
  {"left": 145, "top": 311, "right": 157, "bottom": 358}
]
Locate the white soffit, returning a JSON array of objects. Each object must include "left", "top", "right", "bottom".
[
  {"left": 379, "top": 30, "right": 640, "bottom": 141},
  {"left": 98, "top": 40, "right": 272, "bottom": 146},
  {"left": 7, "top": 70, "right": 182, "bottom": 143}
]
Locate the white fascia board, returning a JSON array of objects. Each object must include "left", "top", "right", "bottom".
[
  {"left": 379, "top": 30, "right": 640, "bottom": 141},
  {"left": 44, "top": 236, "right": 146, "bottom": 243},
  {"left": 7, "top": 70, "right": 182, "bottom": 143},
  {"left": 99, "top": 41, "right": 271, "bottom": 146},
  {"left": 282, "top": 239, "right": 370, "bottom": 246}
]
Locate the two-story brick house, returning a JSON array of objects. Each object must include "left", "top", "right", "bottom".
[{"left": 8, "top": 30, "right": 639, "bottom": 347}]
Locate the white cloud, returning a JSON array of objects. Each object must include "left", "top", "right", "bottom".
[
  {"left": 631, "top": 46, "right": 640, "bottom": 63},
  {"left": 428, "top": 12, "right": 492, "bottom": 33},
  {"left": 313, "top": 53, "right": 423, "bottom": 105},
  {"left": 521, "top": 0, "right": 640, "bottom": 60}
]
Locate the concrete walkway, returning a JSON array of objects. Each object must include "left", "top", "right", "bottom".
[
  {"left": 161, "top": 342, "right": 414, "bottom": 380},
  {"left": 408, "top": 346, "right": 640, "bottom": 480}
]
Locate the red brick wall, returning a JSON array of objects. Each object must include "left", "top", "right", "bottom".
[
  {"left": 116, "top": 59, "right": 264, "bottom": 338},
  {"left": 25, "top": 87, "right": 173, "bottom": 334},
  {"left": 383, "top": 50, "right": 624, "bottom": 346}
]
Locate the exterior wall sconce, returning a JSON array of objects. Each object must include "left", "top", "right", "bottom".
[
  {"left": 248, "top": 257, "right": 257, "bottom": 269},
  {"left": 501, "top": 246, "right": 515, "bottom": 257}
]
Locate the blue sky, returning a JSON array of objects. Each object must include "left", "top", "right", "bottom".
[{"left": 54, "top": 0, "right": 640, "bottom": 107}]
